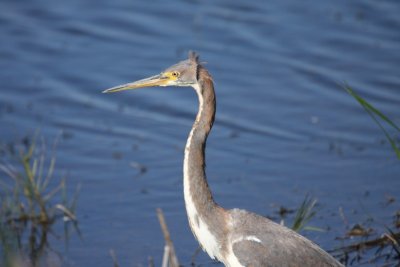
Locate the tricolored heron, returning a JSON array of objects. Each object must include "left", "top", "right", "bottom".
[{"left": 103, "top": 52, "right": 343, "bottom": 267}]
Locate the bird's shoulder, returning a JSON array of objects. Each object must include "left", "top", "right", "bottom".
[{"left": 226, "top": 208, "right": 343, "bottom": 267}]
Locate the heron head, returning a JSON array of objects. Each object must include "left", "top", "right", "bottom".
[{"left": 103, "top": 52, "right": 199, "bottom": 93}]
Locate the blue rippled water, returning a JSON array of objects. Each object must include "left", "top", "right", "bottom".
[{"left": 1, "top": 0, "right": 399, "bottom": 266}]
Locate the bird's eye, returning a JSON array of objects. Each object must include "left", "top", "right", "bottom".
[{"left": 172, "top": 71, "right": 180, "bottom": 77}]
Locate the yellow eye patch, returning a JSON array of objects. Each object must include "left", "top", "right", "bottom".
[{"left": 164, "top": 71, "right": 180, "bottom": 80}]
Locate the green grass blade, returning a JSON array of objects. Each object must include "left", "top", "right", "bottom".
[
  {"left": 42, "top": 157, "right": 55, "bottom": 191},
  {"left": 343, "top": 84, "right": 400, "bottom": 159},
  {"left": 345, "top": 86, "right": 400, "bottom": 132},
  {"left": 365, "top": 107, "right": 400, "bottom": 159},
  {"left": 37, "top": 151, "right": 46, "bottom": 192}
]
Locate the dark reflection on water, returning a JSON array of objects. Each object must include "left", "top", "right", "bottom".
[{"left": 1, "top": 0, "right": 399, "bottom": 266}]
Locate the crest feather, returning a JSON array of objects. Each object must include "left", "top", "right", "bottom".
[{"left": 188, "top": 51, "right": 199, "bottom": 63}]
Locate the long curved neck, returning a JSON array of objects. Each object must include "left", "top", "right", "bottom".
[
  {"left": 183, "top": 67, "right": 227, "bottom": 259},
  {"left": 184, "top": 67, "right": 216, "bottom": 210}
]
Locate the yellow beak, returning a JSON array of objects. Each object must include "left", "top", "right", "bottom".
[{"left": 102, "top": 74, "right": 170, "bottom": 93}]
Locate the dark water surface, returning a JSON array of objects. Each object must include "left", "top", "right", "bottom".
[{"left": 1, "top": 0, "right": 399, "bottom": 266}]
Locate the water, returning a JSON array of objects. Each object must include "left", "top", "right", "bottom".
[{"left": 1, "top": 0, "right": 399, "bottom": 266}]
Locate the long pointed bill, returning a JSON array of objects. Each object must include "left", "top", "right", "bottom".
[{"left": 102, "top": 74, "right": 170, "bottom": 93}]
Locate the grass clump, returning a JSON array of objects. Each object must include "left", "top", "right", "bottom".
[
  {"left": 0, "top": 137, "right": 80, "bottom": 267},
  {"left": 291, "top": 194, "right": 323, "bottom": 233}
]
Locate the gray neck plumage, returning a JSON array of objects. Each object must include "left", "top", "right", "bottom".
[
  {"left": 184, "top": 67, "right": 216, "bottom": 210},
  {"left": 183, "top": 66, "right": 227, "bottom": 259}
]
